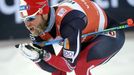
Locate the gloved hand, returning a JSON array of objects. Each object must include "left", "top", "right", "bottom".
[{"left": 15, "top": 43, "right": 46, "bottom": 62}]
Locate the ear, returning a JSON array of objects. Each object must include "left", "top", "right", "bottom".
[{"left": 42, "top": 14, "right": 48, "bottom": 21}]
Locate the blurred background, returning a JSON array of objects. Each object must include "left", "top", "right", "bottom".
[{"left": 0, "top": 0, "right": 134, "bottom": 75}]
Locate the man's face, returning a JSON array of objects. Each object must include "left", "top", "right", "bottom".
[{"left": 24, "top": 15, "right": 47, "bottom": 36}]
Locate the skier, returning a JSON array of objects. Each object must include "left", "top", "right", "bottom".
[{"left": 17, "top": 0, "right": 125, "bottom": 75}]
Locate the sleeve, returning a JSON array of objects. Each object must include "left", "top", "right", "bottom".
[{"left": 43, "top": 10, "right": 87, "bottom": 72}]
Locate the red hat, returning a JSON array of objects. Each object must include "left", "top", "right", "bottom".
[{"left": 19, "top": 0, "right": 49, "bottom": 17}]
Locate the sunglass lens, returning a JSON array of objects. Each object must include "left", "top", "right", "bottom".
[{"left": 26, "top": 16, "right": 36, "bottom": 22}]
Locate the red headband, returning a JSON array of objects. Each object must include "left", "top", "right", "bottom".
[{"left": 20, "top": 0, "right": 49, "bottom": 16}]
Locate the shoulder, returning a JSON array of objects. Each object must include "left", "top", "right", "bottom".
[
  {"left": 55, "top": 1, "right": 86, "bottom": 19},
  {"left": 62, "top": 10, "right": 86, "bottom": 22},
  {"left": 55, "top": 6, "right": 87, "bottom": 26},
  {"left": 61, "top": 10, "right": 87, "bottom": 31}
]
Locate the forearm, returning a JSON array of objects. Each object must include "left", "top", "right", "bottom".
[
  {"left": 43, "top": 54, "right": 75, "bottom": 72},
  {"left": 35, "top": 59, "right": 58, "bottom": 73}
]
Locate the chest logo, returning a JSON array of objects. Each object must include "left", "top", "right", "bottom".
[{"left": 57, "top": 8, "right": 67, "bottom": 17}]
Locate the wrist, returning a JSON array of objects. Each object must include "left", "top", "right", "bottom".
[{"left": 43, "top": 52, "right": 51, "bottom": 61}]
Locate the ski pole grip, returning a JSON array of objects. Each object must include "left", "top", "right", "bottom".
[{"left": 127, "top": 18, "right": 134, "bottom": 27}]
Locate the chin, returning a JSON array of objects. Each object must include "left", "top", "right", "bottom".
[
  {"left": 33, "top": 32, "right": 42, "bottom": 36},
  {"left": 30, "top": 32, "right": 38, "bottom": 36}
]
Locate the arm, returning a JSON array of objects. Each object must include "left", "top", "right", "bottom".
[{"left": 43, "top": 10, "right": 87, "bottom": 72}]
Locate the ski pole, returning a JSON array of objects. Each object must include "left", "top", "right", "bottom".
[
  {"left": 15, "top": 19, "right": 134, "bottom": 47},
  {"left": 33, "top": 18, "right": 134, "bottom": 46}
]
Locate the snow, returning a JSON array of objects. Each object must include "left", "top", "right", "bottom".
[{"left": 0, "top": 32, "right": 134, "bottom": 75}]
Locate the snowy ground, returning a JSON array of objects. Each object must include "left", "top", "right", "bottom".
[{"left": 0, "top": 32, "right": 134, "bottom": 75}]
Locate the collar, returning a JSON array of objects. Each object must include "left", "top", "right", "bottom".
[{"left": 44, "top": 7, "right": 55, "bottom": 32}]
